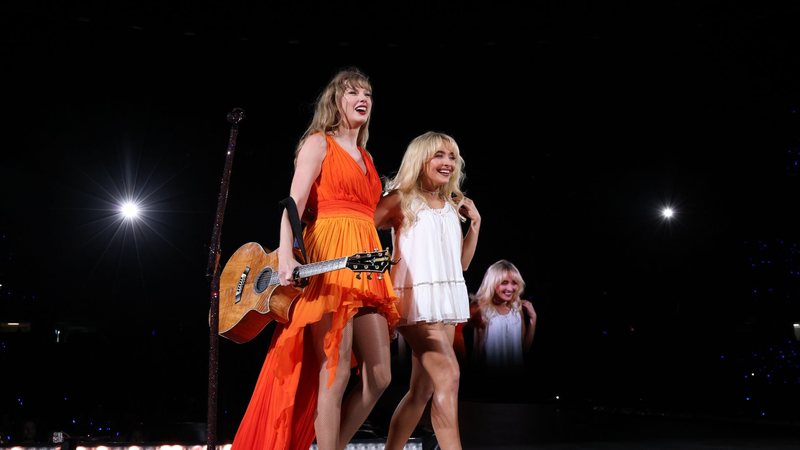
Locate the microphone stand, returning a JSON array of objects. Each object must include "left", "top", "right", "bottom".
[{"left": 206, "top": 107, "right": 245, "bottom": 449}]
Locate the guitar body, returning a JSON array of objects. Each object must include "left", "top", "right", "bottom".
[{"left": 218, "top": 242, "right": 299, "bottom": 344}]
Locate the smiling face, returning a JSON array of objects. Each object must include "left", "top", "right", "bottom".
[
  {"left": 339, "top": 81, "right": 372, "bottom": 130},
  {"left": 421, "top": 143, "right": 457, "bottom": 190},
  {"left": 493, "top": 271, "right": 520, "bottom": 304}
]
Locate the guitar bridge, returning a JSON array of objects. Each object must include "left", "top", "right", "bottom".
[{"left": 235, "top": 266, "right": 250, "bottom": 304}]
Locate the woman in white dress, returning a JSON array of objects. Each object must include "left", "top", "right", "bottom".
[
  {"left": 374, "top": 131, "right": 480, "bottom": 450},
  {"left": 470, "top": 259, "right": 536, "bottom": 369}
]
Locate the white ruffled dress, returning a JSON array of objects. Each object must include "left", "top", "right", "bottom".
[{"left": 390, "top": 197, "right": 470, "bottom": 326}]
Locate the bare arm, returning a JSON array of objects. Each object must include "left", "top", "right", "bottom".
[
  {"left": 470, "top": 305, "right": 486, "bottom": 358},
  {"left": 374, "top": 190, "right": 401, "bottom": 230},
  {"left": 520, "top": 299, "right": 537, "bottom": 352},
  {"left": 458, "top": 196, "right": 481, "bottom": 270},
  {"left": 277, "top": 133, "right": 326, "bottom": 286}
]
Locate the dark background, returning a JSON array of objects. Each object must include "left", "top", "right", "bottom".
[{"left": 2, "top": 1, "right": 799, "bottom": 444}]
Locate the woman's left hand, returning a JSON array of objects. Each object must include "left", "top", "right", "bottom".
[
  {"left": 459, "top": 196, "right": 481, "bottom": 225},
  {"left": 521, "top": 299, "right": 537, "bottom": 322}
]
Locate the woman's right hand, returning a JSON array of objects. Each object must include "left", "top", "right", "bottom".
[{"left": 278, "top": 251, "right": 301, "bottom": 286}]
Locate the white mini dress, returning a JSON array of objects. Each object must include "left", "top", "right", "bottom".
[{"left": 390, "top": 197, "right": 470, "bottom": 326}]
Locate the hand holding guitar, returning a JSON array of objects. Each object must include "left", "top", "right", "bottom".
[{"left": 277, "top": 246, "right": 302, "bottom": 287}]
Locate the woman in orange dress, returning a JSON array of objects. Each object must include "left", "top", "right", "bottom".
[{"left": 231, "top": 67, "right": 399, "bottom": 450}]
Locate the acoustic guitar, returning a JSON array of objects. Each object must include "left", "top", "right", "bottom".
[{"left": 217, "top": 242, "right": 392, "bottom": 344}]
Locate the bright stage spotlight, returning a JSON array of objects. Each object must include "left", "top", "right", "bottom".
[{"left": 119, "top": 200, "right": 142, "bottom": 220}]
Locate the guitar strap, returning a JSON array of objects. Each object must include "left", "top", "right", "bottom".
[{"left": 279, "top": 196, "right": 308, "bottom": 264}]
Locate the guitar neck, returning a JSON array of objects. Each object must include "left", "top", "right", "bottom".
[
  {"left": 265, "top": 256, "right": 350, "bottom": 286},
  {"left": 296, "top": 256, "right": 349, "bottom": 279}
]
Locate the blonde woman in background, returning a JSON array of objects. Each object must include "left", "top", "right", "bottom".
[{"left": 470, "top": 259, "right": 536, "bottom": 368}]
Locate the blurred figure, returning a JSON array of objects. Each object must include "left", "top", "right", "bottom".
[{"left": 469, "top": 259, "right": 536, "bottom": 369}]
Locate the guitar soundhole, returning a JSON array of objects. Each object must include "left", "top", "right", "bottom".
[{"left": 255, "top": 268, "right": 272, "bottom": 294}]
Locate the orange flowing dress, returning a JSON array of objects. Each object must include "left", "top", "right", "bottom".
[{"left": 231, "top": 134, "right": 400, "bottom": 450}]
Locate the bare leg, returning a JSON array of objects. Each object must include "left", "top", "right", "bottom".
[
  {"left": 337, "top": 311, "right": 392, "bottom": 449},
  {"left": 385, "top": 323, "right": 461, "bottom": 450},
  {"left": 384, "top": 338, "right": 434, "bottom": 450},
  {"left": 311, "top": 313, "right": 354, "bottom": 450}
]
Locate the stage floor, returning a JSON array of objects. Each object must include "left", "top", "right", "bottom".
[
  {"left": 3, "top": 400, "right": 800, "bottom": 449},
  {"left": 456, "top": 401, "right": 800, "bottom": 449}
]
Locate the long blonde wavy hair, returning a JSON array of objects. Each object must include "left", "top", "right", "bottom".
[{"left": 384, "top": 131, "right": 467, "bottom": 228}]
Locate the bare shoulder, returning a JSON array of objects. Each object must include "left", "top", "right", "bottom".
[{"left": 298, "top": 133, "right": 328, "bottom": 161}]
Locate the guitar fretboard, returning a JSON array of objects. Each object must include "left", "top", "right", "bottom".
[{"left": 268, "top": 256, "right": 349, "bottom": 285}]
